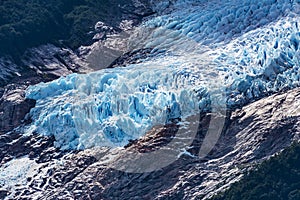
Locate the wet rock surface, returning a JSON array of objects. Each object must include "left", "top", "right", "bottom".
[{"left": 1, "top": 87, "right": 299, "bottom": 199}]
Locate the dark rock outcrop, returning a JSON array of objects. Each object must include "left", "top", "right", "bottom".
[
  {"left": 107, "top": 48, "right": 163, "bottom": 68},
  {"left": 0, "top": 84, "right": 35, "bottom": 133}
]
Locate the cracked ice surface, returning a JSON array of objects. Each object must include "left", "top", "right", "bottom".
[
  {"left": 26, "top": 57, "right": 214, "bottom": 150},
  {"left": 25, "top": 0, "right": 300, "bottom": 150}
]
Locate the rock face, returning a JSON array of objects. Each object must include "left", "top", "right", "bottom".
[
  {"left": 21, "top": 45, "right": 91, "bottom": 79},
  {"left": 1, "top": 87, "right": 299, "bottom": 199},
  {"left": 0, "top": 57, "right": 20, "bottom": 87},
  {"left": 0, "top": 69, "right": 57, "bottom": 133},
  {"left": 0, "top": 84, "right": 35, "bottom": 133}
]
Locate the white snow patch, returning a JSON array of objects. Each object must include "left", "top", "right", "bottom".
[{"left": 0, "top": 157, "right": 39, "bottom": 190}]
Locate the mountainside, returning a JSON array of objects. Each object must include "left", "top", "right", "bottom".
[
  {"left": 0, "top": 0, "right": 153, "bottom": 87},
  {"left": 1, "top": 0, "right": 300, "bottom": 199},
  {"left": 0, "top": 0, "right": 153, "bottom": 56},
  {"left": 212, "top": 142, "right": 300, "bottom": 200},
  {"left": 1, "top": 85, "right": 300, "bottom": 199}
]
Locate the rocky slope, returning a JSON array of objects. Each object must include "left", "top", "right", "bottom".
[
  {"left": 1, "top": 0, "right": 300, "bottom": 199},
  {"left": 1, "top": 87, "right": 299, "bottom": 199},
  {"left": 0, "top": 0, "right": 155, "bottom": 87}
]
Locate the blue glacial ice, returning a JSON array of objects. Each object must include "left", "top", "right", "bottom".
[
  {"left": 26, "top": 62, "right": 212, "bottom": 150},
  {"left": 130, "top": 0, "right": 300, "bottom": 51},
  {"left": 25, "top": 0, "right": 300, "bottom": 150}
]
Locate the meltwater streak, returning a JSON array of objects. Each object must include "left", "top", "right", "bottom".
[{"left": 25, "top": 0, "right": 300, "bottom": 171}]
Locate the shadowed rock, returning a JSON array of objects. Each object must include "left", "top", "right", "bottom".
[
  {"left": 2, "top": 88, "right": 299, "bottom": 199},
  {"left": 0, "top": 84, "right": 35, "bottom": 133}
]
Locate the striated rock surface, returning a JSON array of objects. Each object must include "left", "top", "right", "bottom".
[
  {"left": 0, "top": 84, "right": 35, "bottom": 133},
  {"left": 0, "top": 57, "right": 20, "bottom": 87},
  {"left": 21, "top": 45, "right": 91, "bottom": 79},
  {"left": 1, "top": 87, "right": 299, "bottom": 199}
]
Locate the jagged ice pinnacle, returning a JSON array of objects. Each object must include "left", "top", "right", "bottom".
[{"left": 25, "top": 0, "right": 300, "bottom": 150}]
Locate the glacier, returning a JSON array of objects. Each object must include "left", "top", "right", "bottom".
[
  {"left": 26, "top": 60, "right": 213, "bottom": 150},
  {"left": 25, "top": 0, "right": 300, "bottom": 150}
]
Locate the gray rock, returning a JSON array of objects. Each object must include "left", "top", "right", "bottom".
[
  {"left": 0, "top": 84, "right": 35, "bottom": 133},
  {"left": 2, "top": 87, "right": 299, "bottom": 200}
]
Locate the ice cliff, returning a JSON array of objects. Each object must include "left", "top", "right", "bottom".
[{"left": 25, "top": 0, "right": 300, "bottom": 150}]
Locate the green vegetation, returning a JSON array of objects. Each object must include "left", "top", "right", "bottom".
[
  {"left": 0, "top": 0, "right": 131, "bottom": 58},
  {"left": 212, "top": 142, "right": 300, "bottom": 200}
]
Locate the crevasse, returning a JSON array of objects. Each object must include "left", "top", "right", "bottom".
[{"left": 25, "top": 0, "right": 300, "bottom": 150}]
